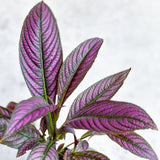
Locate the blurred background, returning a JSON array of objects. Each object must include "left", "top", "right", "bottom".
[{"left": 0, "top": 0, "right": 160, "bottom": 159}]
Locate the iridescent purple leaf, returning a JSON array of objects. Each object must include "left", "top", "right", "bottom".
[
  {"left": 2, "top": 124, "right": 41, "bottom": 149},
  {"left": 68, "top": 69, "right": 130, "bottom": 119},
  {"left": 17, "top": 138, "right": 44, "bottom": 157},
  {"left": 66, "top": 101, "right": 157, "bottom": 133},
  {"left": 27, "top": 141, "right": 58, "bottom": 160},
  {"left": 107, "top": 132, "right": 158, "bottom": 160},
  {"left": 0, "top": 106, "right": 12, "bottom": 118},
  {"left": 58, "top": 38, "right": 103, "bottom": 105},
  {"left": 19, "top": 1, "right": 62, "bottom": 101},
  {"left": 72, "top": 151, "right": 110, "bottom": 160},
  {"left": 3, "top": 97, "right": 55, "bottom": 139},
  {"left": 7, "top": 101, "right": 17, "bottom": 112}
]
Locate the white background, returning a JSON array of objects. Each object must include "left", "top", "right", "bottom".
[{"left": 0, "top": 0, "right": 160, "bottom": 159}]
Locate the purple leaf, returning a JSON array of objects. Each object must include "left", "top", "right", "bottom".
[
  {"left": 27, "top": 141, "right": 58, "bottom": 160},
  {"left": 68, "top": 69, "right": 130, "bottom": 119},
  {"left": 0, "top": 106, "right": 12, "bottom": 118},
  {"left": 58, "top": 38, "right": 103, "bottom": 105},
  {"left": 0, "top": 117, "right": 9, "bottom": 139},
  {"left": 72, "top": 151, "right": 110, "bottom": 160},
  {"left": 40, "top": 117, "right": 47, "bottom": 136},
  {"left": 6, "top": 101, "right": 17, "bottom": 112},
  {"left": 107, "top": 132, "right": 158, "bottom": 160},
  {"left": 17, "top": 138, "right": 44, "bottom": 157},
  {"left": 3, "top": 97, "right": 55, "bottom": 138},
  {"left": 66, "top": 101, "right": 157, "bottom": 133},
  {"left": 2, "top": 124, "right": 41, "bottom": 149},
  {"left": 19, "top": 1, "right": 63, "bottom": 101}
]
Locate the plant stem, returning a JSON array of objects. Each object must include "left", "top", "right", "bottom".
[{"left": 39, "top": 3, "right": 54, "bottom": 139}]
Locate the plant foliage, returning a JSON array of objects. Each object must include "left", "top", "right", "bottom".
[{"left": 0, "top": 1, "right": 158, "bottom": 160}]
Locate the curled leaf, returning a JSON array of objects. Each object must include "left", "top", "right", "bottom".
[
  {"left": 19, "top": 1, "right": 63, "bottom": 100},
  {"left": 58, "top": 38, "right": 103, "bottom": 105},
  {"left": 107, "top": 132, "right": 158, "bottom": 160},
  {"left": 3, "top": 97, "right": 55, "bottom": 138},
  {"left": 66, "top": 101, "right": 157, "bottom": 133},
  {"left": 7, "top": 101, "right": 17, "bottom": 112},
  {"left": 68, "top": 69, "right": 130, "bottom": 119},
  {"left": 0, "top": 106, "right": 12, "bottom": 118},
  {"left": 76, "top": 140, "right": 89, "bottom": 152},
  {"left": 27, "top": 141, "right": 58, "bottom": 160}
]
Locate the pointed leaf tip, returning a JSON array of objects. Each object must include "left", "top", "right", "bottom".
[
  {"left": 58, "top": 37, "right": 103, "bottom": 105},
  {"left": 66, "top": 101, "right": 157, "bottom": 133},
  {"left": 3, "top": 97, "right": 55, "bottom": 138},
  {"left": 68, "top": 68, "right": 131, "bottom": 120},
  {"left": 108, "top": 132, "right": 158, "bottom": 160},
  {"left": 19, "top": 1, "right": 63, "bottom": 100}
]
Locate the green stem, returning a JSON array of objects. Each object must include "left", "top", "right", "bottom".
[{"left": 39, "top": 3, "right": 54, "bottom": 139}]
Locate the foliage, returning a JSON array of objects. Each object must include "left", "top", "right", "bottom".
[{"left": 0, "top": 1, "right": 158, "bottom": 160}]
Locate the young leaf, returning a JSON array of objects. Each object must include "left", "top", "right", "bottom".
[
  {"left": 66, "top": 101, "right": 157, "bottom": 133},
  {"left": 68, "top": 69, "right": 130, "bottom": 119},
  {"left": 71, "top": 151, "right": 110, "bottom": 160},
  {"left": 40, "top": 117, "right": 47, "bottom": 136},
  {"left": 3, "top": 97, "right": 55, "bottom": 138},
  {"left": 6, "top": 101, "right": 17, "bottom": 112},
  {"left": 76, "top": 140, "right": 89, "bottom": 152},
  {"left": 58, "top": 38, "right": 103, "bottom": 105},
  {"left": 27, "top": 141, "right": 58, "bottom": 160},
  {"left": 19, "top": 1, "right": 63, "bottom": 101},
  {"left": 107, "top": 132, "right": 158, "bottom": 160},
  {"left": 17, "top": 138, "right": 44, "bottom": 157},
  {"left": 2, "top": 124, "right": 41, "bottom": 149},
  {"left": 0, "top": 106, "right": 12, "bottom": 118}
]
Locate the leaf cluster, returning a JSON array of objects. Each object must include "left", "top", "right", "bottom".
[{"left": 0, "top": 1, "right": 158, "bottom": 160}]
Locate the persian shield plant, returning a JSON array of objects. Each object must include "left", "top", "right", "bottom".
[{"left": 0, "top": 1, "right": 158, "bottom": 160}]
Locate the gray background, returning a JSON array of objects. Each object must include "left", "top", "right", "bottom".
[{"left": 0, "top": 0, "right": 160, "bottom": 159}]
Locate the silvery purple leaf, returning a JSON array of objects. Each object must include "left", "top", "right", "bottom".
[
  {"left": 0, "top": 117, "right": 9, "bottom": 139},
  {"left": 0, "top": 106, "right": 12, "bottom": 118},
  {"left": 71, "top": 151, "right": 110, "bottom": 160},
  {"left": 27, "top": 141, "right": 58, "bottom": 160},
  {"left": 2, "top": 124, "right": 41, "bottom": 149},
  {"left": 17, "top": 138, "right": 44, "bottom": 157},
  {"left": 68, "top": 69, "right": 130, "bottom": 119},
  {"left": 66, "top": 101, "right": 157, "bottom": 133},
  {"left": 3, "top": 97, "right": 55, "bottom": 138},
  {"left": 19, "top": 1, "right": 62, "bottom": 101},
  {"left": 6, "top": 101, "right": 17, "bottom": 112},
  {"left": 76, "top": 140, "right": 89, "bottom": 152},
  {"left": 107, "top": 132, "right": 158, "bottom": 160},
  {"left": 58, "top": 38, "right": 103, "bottom": 105}
]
